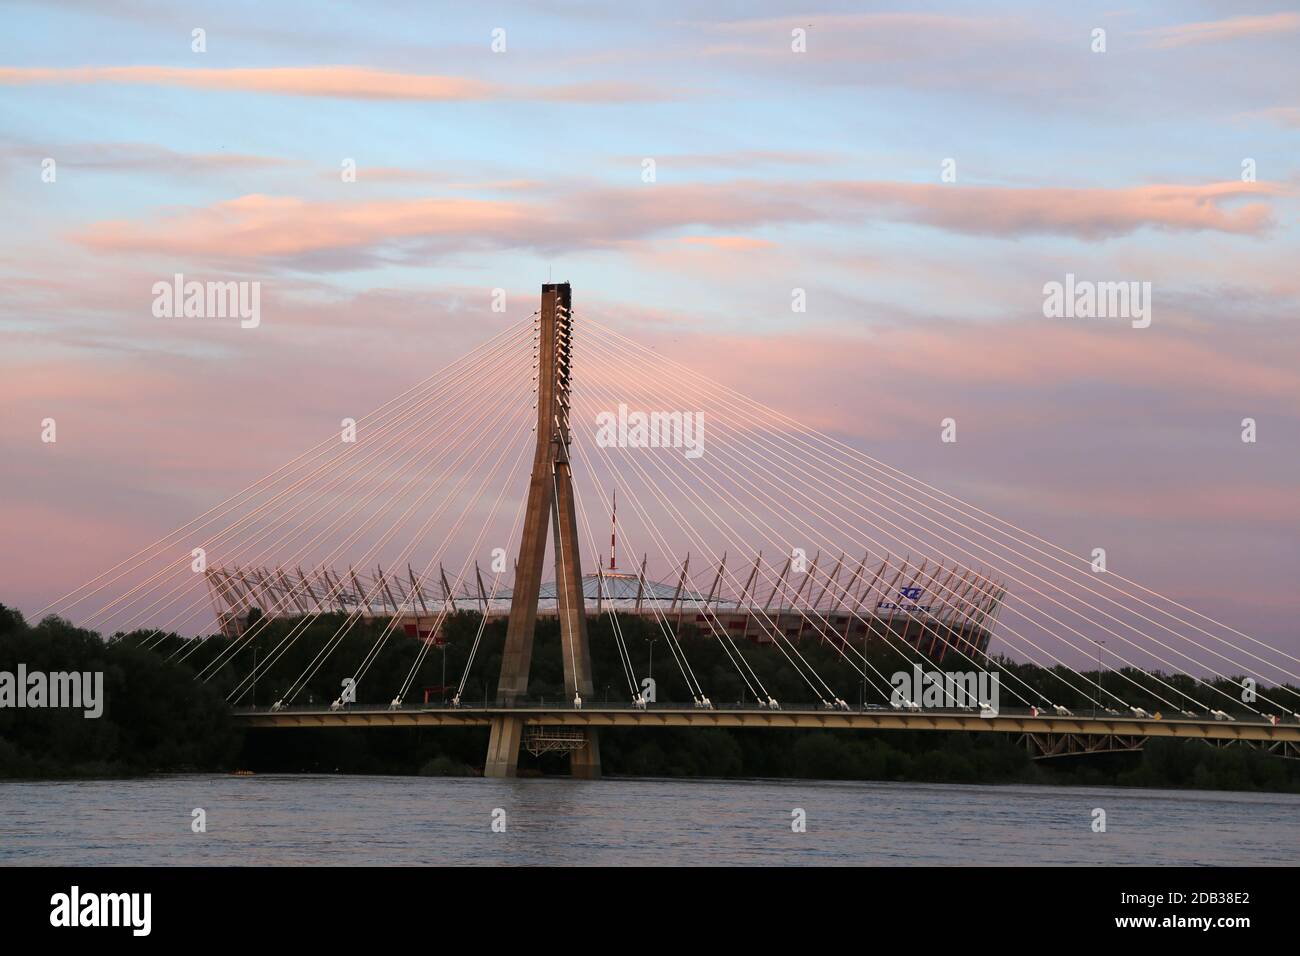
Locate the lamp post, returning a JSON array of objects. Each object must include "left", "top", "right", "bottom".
[{"left": 440, "top": 640, "right": 448, "bottom": 704}]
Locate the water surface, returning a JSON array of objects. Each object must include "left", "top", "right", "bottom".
[{"left": 1, "top": 775, "right": 1296, "bottom": 865}]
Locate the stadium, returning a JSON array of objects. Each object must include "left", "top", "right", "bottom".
[{"left": 203, "top": 551, "right": 1006, "bottom": 665}]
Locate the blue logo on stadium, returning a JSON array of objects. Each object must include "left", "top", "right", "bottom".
[{"left": 899, "top": 587, "right": 923, "bottom": 601}]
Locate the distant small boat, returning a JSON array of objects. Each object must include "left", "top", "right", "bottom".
[{"left": 230, "top": 770, "right": 255, "bottom": 776}]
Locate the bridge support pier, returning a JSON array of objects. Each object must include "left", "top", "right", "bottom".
[
  {"left": 484, "top": 716, "right": 525, "bottom": 778},
  {"left": 570, "top": 730, "right": 601, "bottom": 779}
]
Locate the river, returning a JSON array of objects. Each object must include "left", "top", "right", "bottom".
[{"left": 1, "top": 775, "right": 1296, "bottom": 865}]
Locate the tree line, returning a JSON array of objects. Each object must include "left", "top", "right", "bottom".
[{"left": 2, "top": 602, "right": 1297, "bottom": 792}]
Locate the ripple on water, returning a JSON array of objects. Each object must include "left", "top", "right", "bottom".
[{"left": 0, "top": 776, "right": 1297, "bottom": 866}]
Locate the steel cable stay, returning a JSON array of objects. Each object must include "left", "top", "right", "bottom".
[
  {"left": 328, "top": 414, "right": 529, "bottom": 702},
  {"left": 601, "top": 349, "right": 1282, "bottom": 722},
  {"left": 574, "top": 362, "right": 1018, "bottom": 710},
  {"left": 214, "top": 363, "right": 534, "bottom": 694},
  {"left": 127, "top": 332, "right": 537, "bottom": 646},
  {"left": 134, "top": 331, "right": 535, "bottom": 642},
  {"left": 573, "top": 386, "right": 968, "bottom": 711},
  {"left": 452, "top": 491, "right": 528, "bottom": 706},
  {"left": 577, "top": 390, "right": 1090, "bottom": 714},
  {"left": 381, "top": 419, "right": 534, "bottom": 705},
  {"left": 587, "top": 318, "right": 1300, "bottom": 680},
  {"left": 575, "top": 344, "right": 1037, "bottom": 709},
  {"left": 39, "top": 316, "right": 536, "bottom": 623},
  {"left": 568, "top": 370, "right": 788, "bottom": 707},
  {"left": 264, "top": 391, "right": 535, "bottom": 705},
  {"left": 188, "top": 344, "right": 535, "bottom": 679},
  {"left": 571, "top": 406, "right": 787, "bottom": 706},
  {"left": 168, "top": 335, "right": 535, "bottom": 664},
  {"left": 562, "top": 397, "right": 708, "bottom": 704},
  {"left": 230, "top": 375, "right": 535, "bottom": 704},
  {"left": 88, "top": 326, "right": 535, "bottom": 641},
  {"left": 573, "top": 428, "right": 826, "bottom": 707},
  {"left": 580, "top": 336, "right": 1203, "bottom": 716},
  {"left": 579, "top": 348, "right": 1190, "bottom": 712},
  {"left": 214, "top": 384, "right": 526, "bottom": 695},
  {"left": 551, "top": 469, "right": 583, "bottom": 706},
  {"left": 570, "top": 474, "right": 653, "bottom": 705},
  {"left": 579, "top": 335, "right": 1189, "bottom": 713},
  {"left": 675, "top": 380, "right": 1300, "bottom": 713},
  {"left": 447, "top": 310, "right": 543, "bottom": 707},
  {"left": 568, "top": 437, "right": 714, "bottom": 705},
  {"left": 581, "top": 330, "right": 1289, "bottom": 719},
  {"left": 571, "top": 383, "right": 1021, "bottom": 712},
  {"left": 575, "top": 453, "right": 757, "bottom": 704}
]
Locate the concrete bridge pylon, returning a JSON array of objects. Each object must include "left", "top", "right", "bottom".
[{"left": 485, "top": 283, "right": 600, "bottom": 778}]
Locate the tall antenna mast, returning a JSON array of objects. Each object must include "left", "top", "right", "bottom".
[{"left": 610, "top": 489, "right": 617, "bottom": 571}]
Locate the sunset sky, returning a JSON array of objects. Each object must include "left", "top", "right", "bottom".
[{"left": 2, "top": 2, "right": 1297, "bottom": 662}]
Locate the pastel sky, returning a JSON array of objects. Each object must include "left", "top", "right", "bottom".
[{"left": 1, "top": 1, "right": 1297, "bottom": 668}]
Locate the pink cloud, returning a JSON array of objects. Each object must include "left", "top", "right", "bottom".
[
  {"left": 1141, "top": 13, "right": 1300, "bottom": 49},
  {"left": 75, "top": 193, "right": 532, "bottom": 259},
  {"left": 679, "top": 235, "right": 775, "bottom": 251},
  {"left": 1247, "top": 106, "right": 1300, "bottom": 129},
  {"left": 70, "top": 179, "right": 1282, "bottom": 266},
  {"left": 0, "top": 65, "right": 675, "bottom": 103},
  {"left": 862, "top": 321, "right": 1300, "bottom": 406},
  {"left": 328, "top": 167, "right": 539, "bottom": 190},
  {"left": 631, "top": 314, "right": 1300, "bottom": 441},
  {"left": 824, "top": 181, "right": 1280, "bottom": 239}
]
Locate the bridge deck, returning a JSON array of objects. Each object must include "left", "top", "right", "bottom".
[{"left": 234, "top": 705, "right": 1300, "bottom": 743}]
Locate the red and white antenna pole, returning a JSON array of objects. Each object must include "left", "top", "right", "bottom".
[{"left": 610, "top": 489, "right": 617, "bottom": 571}]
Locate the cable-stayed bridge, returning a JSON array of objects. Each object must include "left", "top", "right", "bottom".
[{"left": 40, "top": 283, "right": 1300, "bottom": 777}]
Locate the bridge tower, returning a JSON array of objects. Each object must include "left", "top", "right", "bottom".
[{"left": 484, "top": 283, "right": 600, "bottom": 778}]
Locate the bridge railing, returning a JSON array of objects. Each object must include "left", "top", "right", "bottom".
[{"left": 230, "top": 700, "right": 1286, "bottom": 725}]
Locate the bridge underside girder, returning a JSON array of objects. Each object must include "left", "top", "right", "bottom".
[
  {"left": 1018, "top": 732, "right": 1145, "bottom": 759},
  {"left": 238, "top": 707, "right": 1300, "bottom": 747},
  {"left": 1202, "top": 737, "right": 1300, "bottom": 760},
  {"left": 1019, "top": 731, "right": 1300, "bottom": 761}
]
